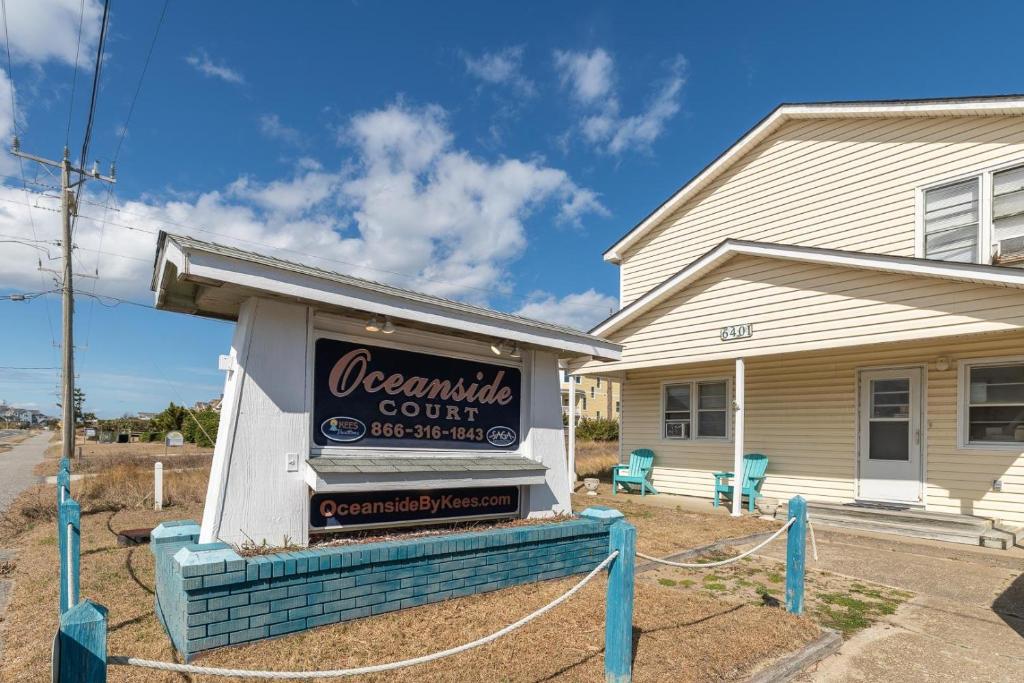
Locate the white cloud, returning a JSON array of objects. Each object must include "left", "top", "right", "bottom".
[
  {"left": 463, "top": 46, "right": 535, "bottom": 96},
  {"left": 554, "top": 49, "right": 614, "bottom": 104},
  {"left": 186, "top": 49, "right": 244, "bottom": 84},
  {"left": 515, "top": 289, "right": 618, "bottom": 331},
  {"left": 556, "top": 50, "right": 686, "bottom": 155},
  {"left": 0, "top": 102, "right": 607, "bottom": 312},
  {"left": 257, "top": 113, "right": 304, "bottom": 145},
  {"left": 2, "top": 0, "right": 102, "bottom": 66}
]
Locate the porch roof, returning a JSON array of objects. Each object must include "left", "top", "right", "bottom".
[{"left": 575, "top": 240, "right": 1024, "bottom": 374}]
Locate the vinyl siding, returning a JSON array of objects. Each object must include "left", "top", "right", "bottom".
[
  {"left": 619, "top": 330, "right": 1024, "bottom": 524},
  {"left": 619, "top": 115, "right": 1024, "bottom": 305},
  {"left": 598, "top": 254, "right": 1024, "bottom": 373}
]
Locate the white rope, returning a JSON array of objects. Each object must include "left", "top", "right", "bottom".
[
  {"left": 636, "top": 517, "right": 795, "bottom": 568},
  {"left": 109, "top": 550, "right": 619, "bottom": 679},
  {"left": 807, "top": 515, "right": 819, "bottom": 562}
]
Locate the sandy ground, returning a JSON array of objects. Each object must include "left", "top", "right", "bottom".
[{"left": 0, "top": 432, "right": 50, "bottom": 514}]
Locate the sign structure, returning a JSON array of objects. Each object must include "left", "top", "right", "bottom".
[
  {"left": 720, "top": 323, "right": 754, "bottom": 342},
  {"left": 310, "top": 486, "right": 520, "bottom": 529},
  {"left": 165, "top": 431, "right": 184, "bottom": 447},
  {"left": 313, "top": 338, "right": 521, "bottom": 450}
]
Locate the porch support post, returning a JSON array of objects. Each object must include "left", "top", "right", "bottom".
[
  {"left": 568, "top": 374, "right": 577, "bottom": 487},
  {"left": 732, "top": 357, "right": 745, "bottom": 517}
]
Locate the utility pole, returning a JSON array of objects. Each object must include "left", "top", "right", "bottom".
[{"left": 10, "top": 140, "right": 115, "bottom": 463}]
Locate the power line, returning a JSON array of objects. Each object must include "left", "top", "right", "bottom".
[
  {"left": 72, "top": 0, "right": 110, "bottom": 237},
  {"left": 0, "top": 0, "right": 59, "bottom": 352},
  {"left": 111, "top": 0, "right": 169, "bottom": 163},
  {"left": 65, "top": 0, "right": 87, "bottom": 147},
  {"left": 0, "top": 366, "right": 60, "bottom": 370}
]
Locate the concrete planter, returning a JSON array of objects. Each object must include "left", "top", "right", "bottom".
[{"left": 151, "top": 510, "right": 619, "bottom": 660}]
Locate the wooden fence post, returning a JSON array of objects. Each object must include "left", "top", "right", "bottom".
[
  {"left": 58, "top": 599, "right": 108, "bottom": 682},
  {"left": 785, "top": 495, "right": 807, "bottom": 615},
  {"left": 154, "top": 462, "right": 163, "bottom": 511},
  {"left": 605, "top": 519, "right": 636, "bottom": 683},
  {"left": 59, "top": 498, "right": 81, "bottom": 614}
]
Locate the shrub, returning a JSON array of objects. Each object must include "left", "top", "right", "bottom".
[
  {"left": 575, "top": 417, "right": 619, "bottom": 441},
  {"left": 182, "top": 410, "right": 219, "bottom": 448}
]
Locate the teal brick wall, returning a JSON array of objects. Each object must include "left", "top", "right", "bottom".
[{"left": 151, "top": 510, "right": 616, "bottom": 661}]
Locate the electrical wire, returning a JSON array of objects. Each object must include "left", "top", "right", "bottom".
[
  {"left": 65, "top": 0, "right": 87, "bottom": 147},
  {"left": 72, "top": 0, "right": 110, "bottom": 237}
]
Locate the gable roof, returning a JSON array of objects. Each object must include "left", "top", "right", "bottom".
[
  {"left": 151, "top": 231, "right": 621, "bottom": 361},
  {"left": 591, "top": 239, "right": 1024, "bottom": 338},
  {"left": 603, "top": 95, "right": 1024, "bottom": 264}
]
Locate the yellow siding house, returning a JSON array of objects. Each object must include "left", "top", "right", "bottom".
[{"left": 576, "top": 96, "right": 1024, "bottom": 536}]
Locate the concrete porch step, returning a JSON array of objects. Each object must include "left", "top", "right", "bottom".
[{"left": 780, "top": 501, "right": 1012, "bottom": 548}]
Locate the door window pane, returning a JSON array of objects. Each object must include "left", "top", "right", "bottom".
[
  {"left": 871, "top": 379, "right": 909, "bottom": 418},
  {"left": 869, "top": 422, "right": 910, "bottom": 460}
]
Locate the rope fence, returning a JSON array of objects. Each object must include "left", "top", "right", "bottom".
[
  {"left": 636, "top": 517, "right": 796, "bottom": 568},
  {"left": 107, "top": 550, "right": 619, "bottom": 679}
]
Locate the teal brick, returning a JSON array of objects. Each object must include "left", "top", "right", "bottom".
[
  {"left": 306, "top": 612, "right": 340, "bottom": 628},
  {"left": 321, "top": 598, "right": 356, "bottom": 613},
  {"left": 269, "top": 619, "right": 306, "bottom": 637},
  {"left": 249, "top": 611, "right": 289, "bottom": 628},
  {"left": 186, "top": 625, "right": 206, "bottom": 640},
  {"left": 400, "top": 595, "right": 429, "bottom": 609},
  {"left": 207, "top": 594, "right": 248, "bottom": 611},
  {"left": 322, "top": 577, "right": 355, "bottom": 592},
  {"left": 284, "top": 558, "right": 297, "bottom": 575},
  {"left": 335, "top": 606, "right": 372, "bottom": 622},
  {"left": 189, "top": 633, "right": 229, "bottom": 652},
  {"left": 258, "top": 561, "right": 273, "bottom": 580},
  {"left": 287, "top": 604, "right": 323, "bottom": 620},
  {"left": 182, "top": 577, "right": 204, "bottom": 591},
  {"left": 187, "top": 609, "right": 229, "bottom": 627},
  {"left": 370, "top": 599, "right": 402, "bottom": 616},
  {"left": 203, "top": 570, "right": 247, "bottom": 588},
  {"left": 354, "top": 571, "right": 388, "bottom": 587},
  {"left": 230, "top": 602, "right": 270, "bottom": 619},
  {"left": 307, "top": 590, "right": 341, "bottom": 605},
  {"left": 186, "top": 599, "right": 207, "bottom": 614},
  {"left": 230, "top": 626, "right": 269, "bottom": 644},
  {"left": 369, "top": 579, "right": 401, "bottom": 595},
  {"left": 287, "top": 582, "right": 323, "bottom": 598},
  {"left": 249, "top": 586, "right": 289, "bottom": 604},
  {"left": 207, "top": 617, "right": 249, "bottom": 636},
  {"left": 354, "top": 593, "right": 386, "bottom": 608},
  {"left": 269, "top": 596, "right": 306, "bottom": 612},
  {"left": 386, "top": 587, "right": 415, "bottom": 601}
]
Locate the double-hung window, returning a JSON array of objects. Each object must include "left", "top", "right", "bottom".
[
  {"left": 923, "top": 179, "right": 980, "bottom": 262},
  {"left": 663, "top": 380, "right": 729, "bottom": 440},
  {"left": 961, "top": 360, "right": 1024, "bottom": 446},
  {"left": 920, "top": 161, "right": 1024, "bottom": 264}
]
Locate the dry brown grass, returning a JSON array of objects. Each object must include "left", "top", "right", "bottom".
[
  {"left": 0, "top": 500, "right": 817, "bottom": 682},
  {"left": 573, "top": 440, "right": 620, "bottom": 480},
  {"left": 0, "top": 439, "right": 820, "bottom": 682},
  {"left": 33, "top": 440, "right": 213, "bottom": 477}
]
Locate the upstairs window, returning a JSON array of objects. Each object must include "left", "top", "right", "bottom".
[
  {"left": 923, "top": 179, "right": 979, "bottom": 262},
  {"left": 993, "top": 165, "right": 1024, "bottom": 245}
]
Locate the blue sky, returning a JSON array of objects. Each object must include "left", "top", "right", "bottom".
[{"left": 1, "top": 0, "right": 1022, "bottom": 417}]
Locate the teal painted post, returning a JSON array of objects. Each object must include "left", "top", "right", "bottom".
[
  {"left": 785, "top": 495, "right": 807, "bottom": 615},
  {"left": 58, "top": 599, "right": 108, "bottom": 682},
  {"left": 57, "top": 467, "right": 70, "bottom": 506},
  {"left": 59, "top": 498, "right": 81, "bottom": 613},
  {"left": 605, "top": 519, "right": 636, "bottom": 683},
  {"left": 59, "top": 456, "right": 70, "bottom": 472}
]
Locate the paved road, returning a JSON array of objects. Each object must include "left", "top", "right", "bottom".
[
  {"left": 753, "top": 526, "right": 1024, "bottom": 682},
  {"left": 0, "top": 431, "right": 50, "bottom": 514}
]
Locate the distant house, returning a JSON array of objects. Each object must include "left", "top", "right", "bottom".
[
  {"left": 193, "top": 396, "right": 223, "bottom": 413},
  {"left": 559, "top": 371, "right": 620, "bottom": 422},
  {"left": 137, "top": 412, "right": 157, "bottom": 421}
]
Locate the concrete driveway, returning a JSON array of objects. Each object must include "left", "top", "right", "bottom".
[{"left": 755, "top": 525, "right": 1024, "bottom": 682}]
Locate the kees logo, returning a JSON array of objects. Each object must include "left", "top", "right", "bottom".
[
  {"left": 320, "top": 417, "right": 367, "bottom": 443},
  {"left": 485, "top": 426, "right": 517, "bottom": 448}
]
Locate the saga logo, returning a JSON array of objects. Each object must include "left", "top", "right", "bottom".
[
  {"left": 320, "top": 417, "right": 367, "bottom": 443},
  {"left": 485, "top": 425, "right": 517, "bottom": 448}
]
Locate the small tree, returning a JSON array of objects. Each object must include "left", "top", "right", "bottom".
[{"left": 182, "top": 409, "right": 219, "bottom": 448}]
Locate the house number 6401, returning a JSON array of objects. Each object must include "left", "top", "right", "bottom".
[{"left": 720, "top": 323, "right": 753, "bottom": 342}]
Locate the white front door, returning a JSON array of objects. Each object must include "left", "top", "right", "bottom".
[{"left": 857, "top": 367, "right": 924, "bottom": 504}]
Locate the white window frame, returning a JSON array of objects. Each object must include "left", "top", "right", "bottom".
[
  {"left": 916, "top": 158, "right": 1024, "bottom": 265},
  {"left": 957, "top": 355, "right": 1024, "bottom": 451},
  {"left": 660, "top": 378, "right": 731, "bottom": 442}
]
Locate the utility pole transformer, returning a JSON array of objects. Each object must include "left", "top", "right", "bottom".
[{"left": 10, "top": 140, "right": 115, "bottom": 463}]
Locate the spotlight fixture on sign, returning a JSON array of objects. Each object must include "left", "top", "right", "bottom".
[
  {"left": 381, "top": 319, "right": 396, "bottom": 334},
  {"left": 490, "top": 340, "right": 520, "bottom": 357},
  {"left": 365, "top": 317, "right": 382, "bottom": 333}
]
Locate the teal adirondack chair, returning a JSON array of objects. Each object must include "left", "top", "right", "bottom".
[
  {"left": 713, "top": 454, "right": 768, "bottom": 512},
  {"left": 612, "top": 449, "right": 658, "bottom": 496}
]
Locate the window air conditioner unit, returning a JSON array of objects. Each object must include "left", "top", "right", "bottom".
[{"left": 994, "top": 236, "right": 1024, "bottom": 266}]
